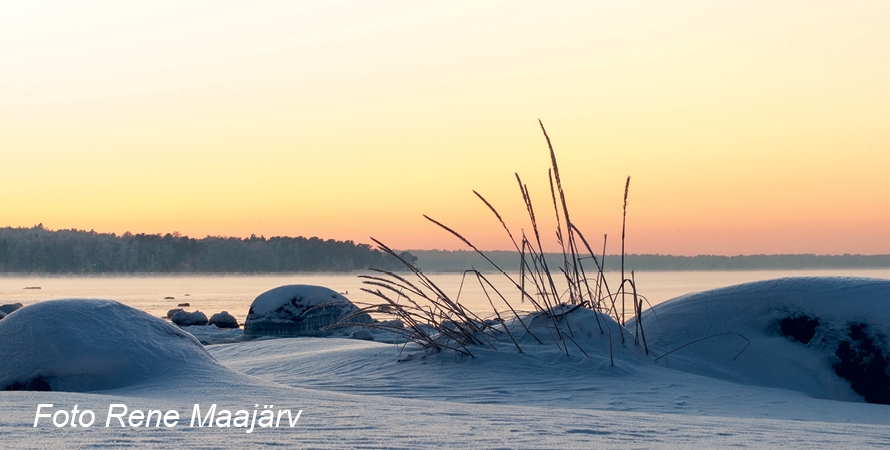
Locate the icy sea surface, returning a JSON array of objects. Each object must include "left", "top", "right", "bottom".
[{"left": 4, "top": 269, "right": 890, "bottom": 324}]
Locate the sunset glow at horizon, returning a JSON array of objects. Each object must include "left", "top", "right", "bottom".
[{"left": 2, "top": 2, "right": 888, "bottom": 256}]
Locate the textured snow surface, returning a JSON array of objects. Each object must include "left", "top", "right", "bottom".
[{"left": 1, "top": 277, "right": 889, "bottom": 448}]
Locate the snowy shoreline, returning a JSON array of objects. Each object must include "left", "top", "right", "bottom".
[{"left": 2, "top": 276, "right": 890, "bottom": 448}]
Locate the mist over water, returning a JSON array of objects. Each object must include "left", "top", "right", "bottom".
[{"left": 3, "top": 269, "right": 890, "bottom": 325}]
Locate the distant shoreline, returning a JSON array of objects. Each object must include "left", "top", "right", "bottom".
[
  {"left": 407, "top": 250, "right": 890, "bottom": 272},
  {"left": 3, "top": 251, "right": 890, "bottom": 275}
]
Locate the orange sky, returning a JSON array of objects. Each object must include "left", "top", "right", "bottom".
[{"left": 2, "top": 2, "right": 889, "bottom": 256}]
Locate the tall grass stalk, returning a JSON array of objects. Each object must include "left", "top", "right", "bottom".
[{"left": 344, "top": 121, "right": 649, "bottom": 361}]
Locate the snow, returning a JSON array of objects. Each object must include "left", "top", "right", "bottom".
[
  {"left": 1, "top": 277, "right": 890, "bottom": 448},
  {"left": 243, "top": 284, "right": 370, "bottom": 336},
  {"left": 0, "top": 299, "right": 230, "bottom": 392},
  {"left": 628, "top": 276, "right": 890, "bottom": 402}
]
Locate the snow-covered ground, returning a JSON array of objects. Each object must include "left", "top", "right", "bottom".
[{"left": 1, "top": 277, "right": 889, "bottom": 448}]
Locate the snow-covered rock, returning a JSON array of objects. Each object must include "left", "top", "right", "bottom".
[
  {"left": 348, "top": 328, "right": 374, "bottom": 340},
  {"left": 629, "top": 276, "right": 890, "bottom": 403},
  {"left": 209, "top": 311, "right": 239, "bottom": 329},
  {"left": 166, "top": 307, "right": 184, "bottom": 319},
  {"left": 0, "top": 299, "right": 223, "bottom": 392},
  {"left": 243, "top": 285, "right": 371, "bottom": 337},
  {"left": 171, "top": 310, "right": 208, "bottom": 326}
]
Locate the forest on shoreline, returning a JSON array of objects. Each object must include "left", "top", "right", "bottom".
[
  {"left": 4, "top": 225, "right": 889, "bottom": 274},
  {"left": 0, "top": 225, "right": 415, "bottom": 274}
]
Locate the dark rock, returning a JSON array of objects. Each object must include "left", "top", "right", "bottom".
[
  {"left": 209, "top": 311, "right": 239, "bottom": 329},
  {"left": 780, "top": 315, "right": 820, "bottom": 344},
  {"left": 3, "top": 376, "right": 52, "bottom": 391},
  {"left": 0, "top": 303, "right": 24, "bottom": 315},
  {"left": 178, "top": 302, "right": 190, "bottom": 307},
  {"left": 171, "top": 310, "right": 209, "bottom": 327},
  {"left": 834, "top": 323, "right": 890, "bottom": 405},
  {"left": 166, "top": 308, "right": 184, "bottom": 319}
]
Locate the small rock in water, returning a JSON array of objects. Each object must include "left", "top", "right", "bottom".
[
  {"left": 178, "top": 302, "right": 190, "bottom": 307},
  {"left": 209, "top": 311, "right": 239, "bottom": 329},
  {"left": 171, "top": 310, "right": 208, "bottom": 327},
  {"left": 23, "top": 287, "right": 41, "bottom": 290},
  {"left": 0, "top": 303, "right": 24, "bottom": 315},
  {"left": 164, "top": 296, "right": 175, "bottom": 300}
]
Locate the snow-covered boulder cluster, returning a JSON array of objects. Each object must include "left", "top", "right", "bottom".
[
  {"left": 0, "top": 299, "right": 223, "bottom": 392},
  {"left": 167, "top": 309, "right": 237, "bottom": 329},
  {"left": 243, "top": 285, "right": 371, "bottom": 337},
  {"left": 630, "top": 277, "right": 890, "bottom": 404}
]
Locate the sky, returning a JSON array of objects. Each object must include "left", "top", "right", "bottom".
[{"left": 1, "top": 1, "right": 889, "bottom": 256}]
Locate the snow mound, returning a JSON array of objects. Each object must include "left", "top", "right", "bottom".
[
  {"left": 243, "top": 284, "right": 371, "bottom": 336},
  {"left": 630, "top": 277, "right": 890, "bottom": 403},
  {"left": 0, "top": 299, "right": 224, "bottom": 392},
  {"left": 384, "top": 305, "right": 650, "bottom": 370},
  {"left": 515, "top": 306, "right": 649, "bottom": 363}
]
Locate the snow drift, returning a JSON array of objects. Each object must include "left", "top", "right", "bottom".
[
  {"left": 0, "top": 299, "right": 225, "bottom": 392},
  {"left": 630, "top": 276, "right": 890, "bottom": 403}
]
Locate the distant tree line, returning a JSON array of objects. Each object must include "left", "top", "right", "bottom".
[
  {"left": 0, "top": 225, "right": 416, "bottom": 274},
  {"left": 408, "top": 250, "right": 890, "bottom": 272}
]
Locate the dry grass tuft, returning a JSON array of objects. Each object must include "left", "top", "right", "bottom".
[{"left": 336, "top": 121, "right": 650, "bottom": 361}]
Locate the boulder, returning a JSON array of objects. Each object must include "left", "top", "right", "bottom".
[
  {"left": 171, "top": 310, "right": 208, "bottom": 327},
  {"left": 243, "top": 285, "right": 371, "bottom": 337},
  {"left": 0, "top": 303, "right": 24, "bottom": 315},
  {"left": 166, "top": 308, "right": 184, "bottom": 319},
  {"left": 209, "top": 311, "right": 239, "bottom": 329}
]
